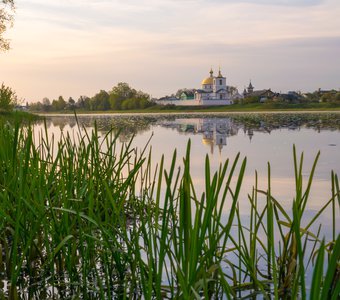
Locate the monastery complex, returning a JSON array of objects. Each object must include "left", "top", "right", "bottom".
[
  {"left": 157, "top": 68, "right": 243, "bottom": 106},
  {"left": 157, "top": 68, "right": 279, "bottom": 106},
  {"left": 195, "top": 68, "right": 236, "bottom": 104}
]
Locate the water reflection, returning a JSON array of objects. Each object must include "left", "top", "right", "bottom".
[
  {"left": 31, "top": 113, "right": 340, "bottom": 282},
  {"left": 44, "top": 112, "right": 340, "bottom": 153},
  {"left": 28, "top": 112, "right": 340, "bottom": 299}
]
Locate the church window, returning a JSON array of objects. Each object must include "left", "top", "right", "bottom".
[
  {"left": 220, "top": 94, "right": 223, "bottom": 99},
  {"left": 220, "top": 79, "right": 222, "bottom": 85}
]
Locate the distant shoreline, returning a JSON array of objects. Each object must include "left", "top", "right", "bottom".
[{"left": 37, "top": 109, "right": 340, "bottom": 118}]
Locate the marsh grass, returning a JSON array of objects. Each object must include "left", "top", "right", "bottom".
[{"left": 0, "top": 119, "right": 339, "bottom": 299}]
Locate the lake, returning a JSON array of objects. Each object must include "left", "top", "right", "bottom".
[
  {"left": 32, "top": 111, "right": 340, "bottom": 297},
  {"left": 36, "top": 112, "right": 340, "bottom": 222}
]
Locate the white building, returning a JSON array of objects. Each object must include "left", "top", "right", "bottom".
[
  {"left": 157, "top": 68, "right": 241, "bottom": 106},
  {"left": 195, "top": 68, "right": 232, "bottom": 104}
]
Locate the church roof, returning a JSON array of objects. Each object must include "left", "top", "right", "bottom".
[
  {"left": 201, "top": 77, "right": 214, "bottom": 85},
  {"left": 250, "top": 89, "right": 275, "bottom": 97},
  {"left": 201, "top": 68, "right": 214, "bottom": 85},
  {"left": 196, "top": 89, "right": 210, "bottom": 93}
]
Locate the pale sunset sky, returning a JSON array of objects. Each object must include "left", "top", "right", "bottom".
[{"left": 1, "top": 0, "right": 340, "bottom": 102}]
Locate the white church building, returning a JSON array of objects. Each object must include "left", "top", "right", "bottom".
[
  {"left": 157, "top": 68, "right": 241, "bottom": 106},
  {"left": 195, "top": 68, "right": 233, "bottom": 104}
]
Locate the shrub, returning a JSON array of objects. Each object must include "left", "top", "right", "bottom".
[{"left": 0, "top": 82, "right": 17, "bottom": 111}]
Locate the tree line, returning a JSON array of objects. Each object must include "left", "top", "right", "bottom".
[
  {"left": 237, "top": 89, "right": 340, "bottom": 105},
  {"left": 2, "top": 81, "right": 340, "bottom": 113},
  {"left": 29, "top": 82, "right": 156, "bottom": 112}
]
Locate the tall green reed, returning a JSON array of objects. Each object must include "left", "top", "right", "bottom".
[{"left": 0, "top": 119, "right": 339, "bottom": 299}]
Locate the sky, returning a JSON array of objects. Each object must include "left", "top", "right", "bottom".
[{"left": 1, "top": 0, "right": 340, "bottom": 102}]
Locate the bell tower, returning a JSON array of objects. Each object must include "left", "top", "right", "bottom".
[
  {"left": 213, "top": 67, "right": 226, "bottom": 93},
  {"left": 247, "top": 81, "right": 254, "bottom": 94}
]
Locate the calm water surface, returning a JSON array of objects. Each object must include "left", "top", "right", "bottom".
[
  {"left": 30, "top": 112, "right": 340, "bottom": 296},
  {"left": 36, "top": 112, "right": 340, "bottom": 237}
]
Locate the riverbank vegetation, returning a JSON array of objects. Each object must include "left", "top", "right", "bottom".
[
  {"left": 146, "top": 101, "right": 340, "bottom": 113},
  {"left": 0, "top": 109, "right": 39, "bottom": 123},
  {"left": 0, "top": 119, "right": 339, "bottom": 299},
  {"left": 0, "top": 83, "right": 39, "bottom": 122},
  {"left": 31, "top": 100, "right": 340, "bottom": 115},
  {"left": 0, "top": 82, "right": 18, "bottom": 111}
]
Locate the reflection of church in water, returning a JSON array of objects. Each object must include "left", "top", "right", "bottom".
[
  {"left": 161, "top": 118, "right": 246, "bottom": 154},
  {"left": 199, "top": 119, "right": 238, "bottom": 154}
]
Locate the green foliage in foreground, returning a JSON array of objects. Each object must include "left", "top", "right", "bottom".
[
  {"left": 0, "top": 110, "right": 40, "bottom": 122},
  {"left": 0, "top": 83, "right": 17, "bottom": 111},
  {"left": 0, "top": 121, "right": 339, "bottom": 299}
]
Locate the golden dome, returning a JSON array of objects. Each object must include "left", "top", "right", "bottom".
[
  {"left": 201, "top": 68, "right": 214, "bottom": 85},
  {"left": 201, "top": 77, "right": 214, "bottom": 85}
]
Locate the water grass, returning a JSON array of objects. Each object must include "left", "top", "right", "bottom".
[{"left": 0, "top": 119, "right": 339, "bottom": 299}]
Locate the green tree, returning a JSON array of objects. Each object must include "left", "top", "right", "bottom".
[
  {"left": 77, "top": 95, "right": 90, "bottom": 109},
  {"left": 121, "top": 98, "right": 133, "bottom": 110},
  {"left": 51, "top": 96, "right": 66, "bottom": 111},
  {"left": 57, "top": 96, "right": 66, "bottom": 110},
  {"left": 0, "top": 82, "right": 17, "bottom": 110},
  {"left": 111, "top": 82, "right": 136, "bottom": 99},
  {"left": 303, "top": 92, "right": 318, "bottom": 103},
  {"left": 51, "top": 99, "right": 58, "bottom": 111},
  {"left": 320, "top": 93, "right": 331, "bottom": 103},
  {"left": 319, "top": 91, "right": 338, "bottom": 103},
  {"left": 1, "top": 0, "right": 15, "bottom": 51},
  {"left": 120, "top": 96, "right": 154, "bottom": 111},
  {"left": 109, "top": 82, "right": 151, "bottom": 110},
  {"left": 58, "top": 96, "right": 66, "bottom": 110},
  {"left": 29, "top": 101, "right": 43, "bottom": 111},
  {"left": 109, "top": 93, "right": 123, "bottom": 110},
  {"left": 68, "top": 97, "right": 75, "bottom": 109},
  {"left": 228, "top": 86, "right": 238, "bottom": 96},
  {"left": 91, "top": 90, "right": 110, "bottom": 111},
  {"left": 243, "top": 95, "right": 259, "bottom": 104},
  {"left": 109, "top": 82, "right": 136, "bottom": 110},
  {"left": 335, "top": 92, "right": 340, "bottom": 102},
  {"left": 42, "top": 97, "right": 51, "bottom": 112}
]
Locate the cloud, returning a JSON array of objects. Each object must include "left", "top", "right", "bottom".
[
  {"left": 16, "top": 0, "right": 338, "bottom": 39},
  {"left": 17, "top": 0, "right": 182, "bottom": 33},
  {"left": 4, "top": 0, "right": 340, "bottom": 100},
  {"left": 145, "top": 35, "right": 340, "bottom": 57},
  {"left": 202, "top": 0, "right": 323, "bottom": 6}
]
